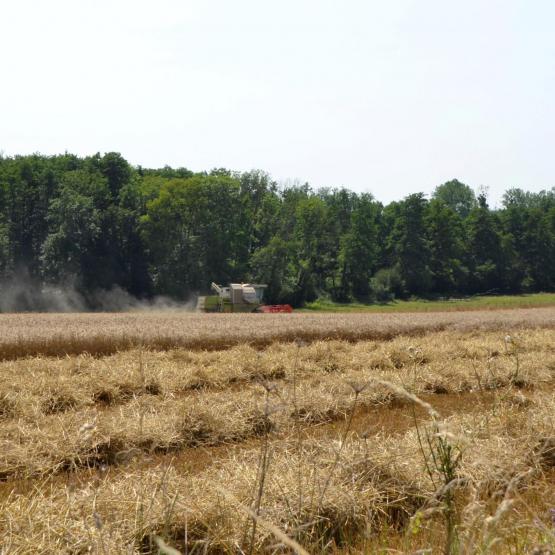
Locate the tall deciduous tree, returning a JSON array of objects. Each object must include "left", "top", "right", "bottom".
[
  {"left": 339, "top": 194, "right": 380, "bottom": 299},
  {"left": 433, "top": 179, "right": 476, "bottom": 218},
  {"left": 294, "top": 196, "right": 331, "bottom": 302},
  {"left": 425, "top": 199, "right": 467, "bottom": 293},
  {"left": 41, "top": 170, "right": 106, "bottom": 289},
  {"left": 141, "top": 174, "right": 245, "bottom": 297},
  {"left": 466, "top": 194, "right": 503, "bottom": 292},
  {"left": 390, "top": 193, "right": 432, "bottom": 295}
]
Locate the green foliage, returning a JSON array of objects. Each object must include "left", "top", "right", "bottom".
[
  {"left": 433, "top": 179, "right": 476, "bottom": 218},
  {"left": 390, "top": 193, "right": 432, "bottom": 296},
  {"left": 140, "top": 174, "right": 247, "bottom": 297},
  {"left": 250, "top": 236, "right": 298, "bottom": 304},
  {"left": 339, "top": 194, "right": 380, "bottom": 300},
  {"left": 0, "top": 153, "right": 554, "bottom": 310},
  {"left": 370, "top": 267, "right": 402, "bottom": 302},
  {"left": 301, "top": 293, "right": 555, "bottom": 312},
  {"left": 41, "top": 170, "right": 106, "bottom": 285},
  {"left": 425, "top": 199, "right": 468, "bottom": 294},
  {"left": 0, "top": 216, "right": 9, "bottom": 279},
  {"left": 466, "top": 194, "right": 503, "bottom": 292}
]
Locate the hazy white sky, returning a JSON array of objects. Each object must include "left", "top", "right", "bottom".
[{"left": 1, "top": 0, "right": 554, "bottom": 204}]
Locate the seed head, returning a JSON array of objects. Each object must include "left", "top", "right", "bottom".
[
  {"left": 79, "top": 422, "right": 96, "bottom": 434},
  {"left": 407, "top": 346, "right": 423, "bottom": 359},
  {"left": 258, "top": 380, "right": 277, "bottom": 393},
  {"left": 347, "top": 381, "right": 367, "bottom": 394}
]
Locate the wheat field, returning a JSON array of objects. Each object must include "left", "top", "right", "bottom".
[
  {"left": 0, "top": 309, "right": 554, "bottom": 554},
  {"left": 0, "top": 307, "right": 554, "bottom": 359}
]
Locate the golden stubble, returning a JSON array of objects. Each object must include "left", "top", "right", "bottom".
[{"left": 0, "top": 317, "right": 554, "bottom": 554}]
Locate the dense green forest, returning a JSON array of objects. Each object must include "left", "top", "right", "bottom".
[{"left": 0, "top": 152, "right": 554, "bottom": 310}]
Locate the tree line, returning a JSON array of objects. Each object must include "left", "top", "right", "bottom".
[{"left": 0, "top": 152, "right": 554, "bottom": 309}]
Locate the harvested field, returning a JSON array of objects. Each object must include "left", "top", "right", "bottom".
[
  {"left": 0, "top": 307, "right": 554, "bottom": 359},
  {"left": 0, "top": 310, "right": 554, "bottom": 553}
]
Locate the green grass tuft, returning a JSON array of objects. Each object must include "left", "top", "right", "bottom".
[{"left": 300, "top": 293, "right": 555, "bottom": 313}]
